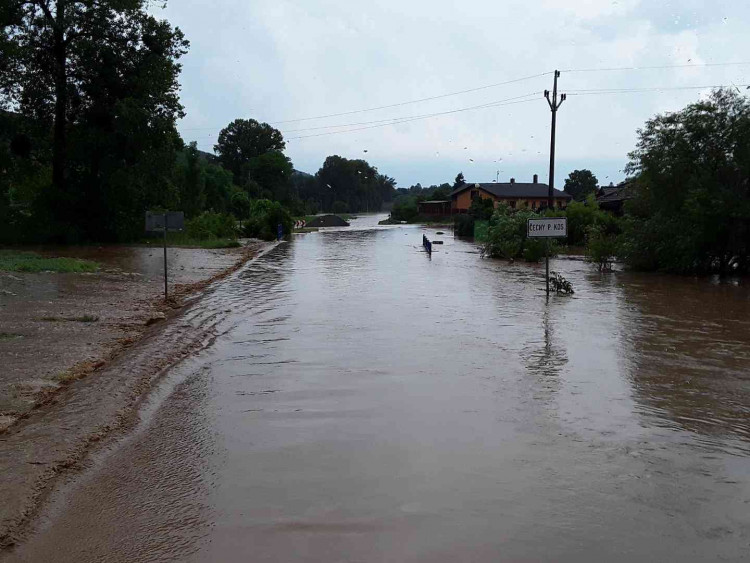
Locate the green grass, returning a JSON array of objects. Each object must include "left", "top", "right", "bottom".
[
  {"left": 0, "top": 251, "right": 99, "bottom": 273},
  {"left": 0, "top": 332, "right": 23, "bottom": 341}
]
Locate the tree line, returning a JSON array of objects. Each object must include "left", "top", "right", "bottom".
[{"left": 0, "top": 1, "right": 396, "bottom": 243}]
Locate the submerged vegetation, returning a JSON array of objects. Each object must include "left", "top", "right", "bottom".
[{"left": 0, "top": 251, "right": 99, "bottom": 273}]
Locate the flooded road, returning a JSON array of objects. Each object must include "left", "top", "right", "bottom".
[{"left": 8, "top": 214, "right": 750, "bottom": 562}]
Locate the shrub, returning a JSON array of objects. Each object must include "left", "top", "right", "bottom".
[
  {"left": 186, "top": 211, "right": 238, "bottom": 240},
  {"left": 481, "top": 207, "right": 557, "bottom": 262},
  {"left": 243, "top": 199, "right": 293, "bottom": 241},
  {"left": 549, "top": 272, "right": 574, "bottom": 294},
  {"left": 391, "top": 196, "right": 419, "bottom": 222},
  {"left": 585, "top": 224, "right": 619, "bottom": 271},
  {"left": 454, "top": 214, "right": 475, "bottom": 236}
]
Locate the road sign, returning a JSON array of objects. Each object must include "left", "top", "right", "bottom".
[
  {"left": 145, "top": 211, "right": 185, "bottom": 233},
  {"left": 145, "top": 211, "right": 185, "bottom": 301},
  {"left": 527, "top": 217, "right": 567, "bottom": 238}
]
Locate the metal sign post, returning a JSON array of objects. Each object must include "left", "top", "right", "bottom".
[
  {"left": 145, "top": 211, "right": 185, "bottom": 301},
  {"left": 527, "top": 217, "right": 567, "bottom": 296},
  {"left": 163, "top": 213, "right": 168, "bottom": 300}
]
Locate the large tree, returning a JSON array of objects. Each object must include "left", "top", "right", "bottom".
[
  {"left": 247, "top": 150, "right": 293, "bottom": 200},
  {"left": 214, "top": 118, "right": 285, "bottom": 184},
  {"left": 563, "top": 169, "right": 598, "bottom": 201},
  {"left": 623, "top": 89, "right": 750, "bottom": 273},
  {"left": 1, "top": 0, "right": 188, "bottom": 240},
  {"left": 315, "top": 155, "right": 395, "bottom": 212}
]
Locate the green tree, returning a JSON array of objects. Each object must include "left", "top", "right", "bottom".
[
  {"left": 1, "top": 0, "right": 188, "bottom": 240},
  {"left": 203, "top": 162, "right": 234, "bottom": 214},
  {"left": 214, "top": 119, "right": 285, "bottom": 185},
  {"left": 390, "top": 195, "right": 418, "bottom": 222},
  {"left": 244, "top": 199, "right": 292, "bottom": 241},
  {"left": 178, "top": 142, "right": 206, "bottom": 218},
  {"left": 623, "top": 89, "right": 750, "bottom": 274},
  {"left": 315, "top": 155, "right": 394, "bottom": 212},
  {"left": 563, "top": 169, "right": 598, "bottom": 201},
  {"left": 248, "top": 150, "right": 293, "bottom": 200},
  {"left": 453, "top": 172, "right": 465, "bottom": 190}
]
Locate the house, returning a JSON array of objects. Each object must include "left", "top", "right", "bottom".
[
  {"left": 451, "top": 175, "right": 572, "bottom": 213},
  {"left": 596, "top": 180, "right": 633, "bottom": 215},
  {"left": 417, "top": 200, "right": 452, "bottom": 216}
]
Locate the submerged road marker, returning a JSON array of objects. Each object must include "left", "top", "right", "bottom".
[{"left": 423, "top": 234, "right": 432, "bottom": 255}]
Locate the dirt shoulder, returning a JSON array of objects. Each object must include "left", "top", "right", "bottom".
[
  {"left": 0, "top": 239, "right": 277, "bottom": 548},
  {"left": 0, "top": 241, "right": 268, "bottom": 428}
]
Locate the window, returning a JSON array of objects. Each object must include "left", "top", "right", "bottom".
[{"left": 471, "top": 190, "right": 480, "bottom": 201}]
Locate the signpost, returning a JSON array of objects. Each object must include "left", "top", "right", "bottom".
[
  {"left": 145, "top": 211, "right": 185, "bottom": 301},
  {"left": 527, "top": 217, "right": 567, "bottom": 296}
]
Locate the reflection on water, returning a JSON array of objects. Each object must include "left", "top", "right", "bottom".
[{"left": 618, "top": 275, "right": 750, "bottom": 451}]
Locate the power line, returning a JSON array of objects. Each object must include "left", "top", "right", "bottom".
[
  {"left": 287, "top": 96, "right": 541, "bottom": 140},
  {"left": 273, "top": 72, "right": 551, "bottom": 124},
  {"left": 179, "top": 71, "right": 552, "bottom": 131},
  {"left": 567, "top": 84, "right": 750, "bottom": 95},
  {"left": 281, "top": 92, "right": 541, "bottom": 133},
  {"left": 562, "top": 61, "right": 750, "bottom": 73},
  {"left": 183, "top": 94, "right": 540, "bottom": 140}
]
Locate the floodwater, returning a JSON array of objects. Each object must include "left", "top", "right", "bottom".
[{"left": 7, "top": 214, "right": 750, "bottom": 562}]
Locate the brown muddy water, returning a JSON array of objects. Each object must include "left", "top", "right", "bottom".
[{"left": 6, "top": 214, "right": 750, "bottom": 562}]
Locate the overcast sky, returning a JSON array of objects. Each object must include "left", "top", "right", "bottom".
[{"left": 156, "top": 0, "right": 750, "bottom": 189}]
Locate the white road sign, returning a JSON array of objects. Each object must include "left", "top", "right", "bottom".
[{"left": 527, "top": 217, "right": 567, "bottom": 238}]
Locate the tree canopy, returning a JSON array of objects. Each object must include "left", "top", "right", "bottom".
[
  {"left": 1, "top": 0, "right": 189, "bottom": 240},
  {"left": 314, "top": 155, "right": 395, "bottom": 213},
  {"left": 563, "top": 169, "right": 598, "bottom": 201},
  {"left": 623, "top": 89, "right": 750, "bottom": 274},
  {"left": 214, "top": 118, "right": 285, "bottom": 184}
]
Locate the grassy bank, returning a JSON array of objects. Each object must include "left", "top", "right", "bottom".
[{"left": 0, "top": 251, "right": 100, "bottom": 273}]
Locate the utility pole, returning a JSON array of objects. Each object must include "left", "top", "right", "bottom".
[
  {"left": 544, "top": 70, "right": 566, "bottom": 210},
  {"left": 543, "top": 71, "right": 566, "bottom": 298}
]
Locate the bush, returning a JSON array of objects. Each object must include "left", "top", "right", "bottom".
[
  {"left": 468, "top": 197, "right": 495, "bottom": 220},
  {"left": 481, "top": 206, "right": 557, "bottom": 262},
  {"left": 454, "top": 214, "right": 475, "bottom": 236},
  {"left": 585, "top": 225, "right": 619, "bottom": 271},
  {"left": 391, "top": 196, "right": 419, "bottom": 222},
  {"left": 243, "top": 199, "right": 293, "bottom": 241},
  {"left": 549, "top": 272, "right": 574, "bottom": 294},
  {"left": 186, "top": 211, "right": 238, "bottom": 240}
]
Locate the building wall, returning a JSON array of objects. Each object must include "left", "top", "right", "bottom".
[
  {"left": 452, "top": 189, "right": 495, "bottom": 211},
  {"left": 453, "top": 190, "right": 569, "bottom": 212}
]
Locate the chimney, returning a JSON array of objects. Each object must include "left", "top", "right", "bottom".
[
  {"left": 510, "top": 177, "right": 515, "bottom": 184},
  {"left": 533, "top": 174, "right": 538, "bottom": 184}
]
